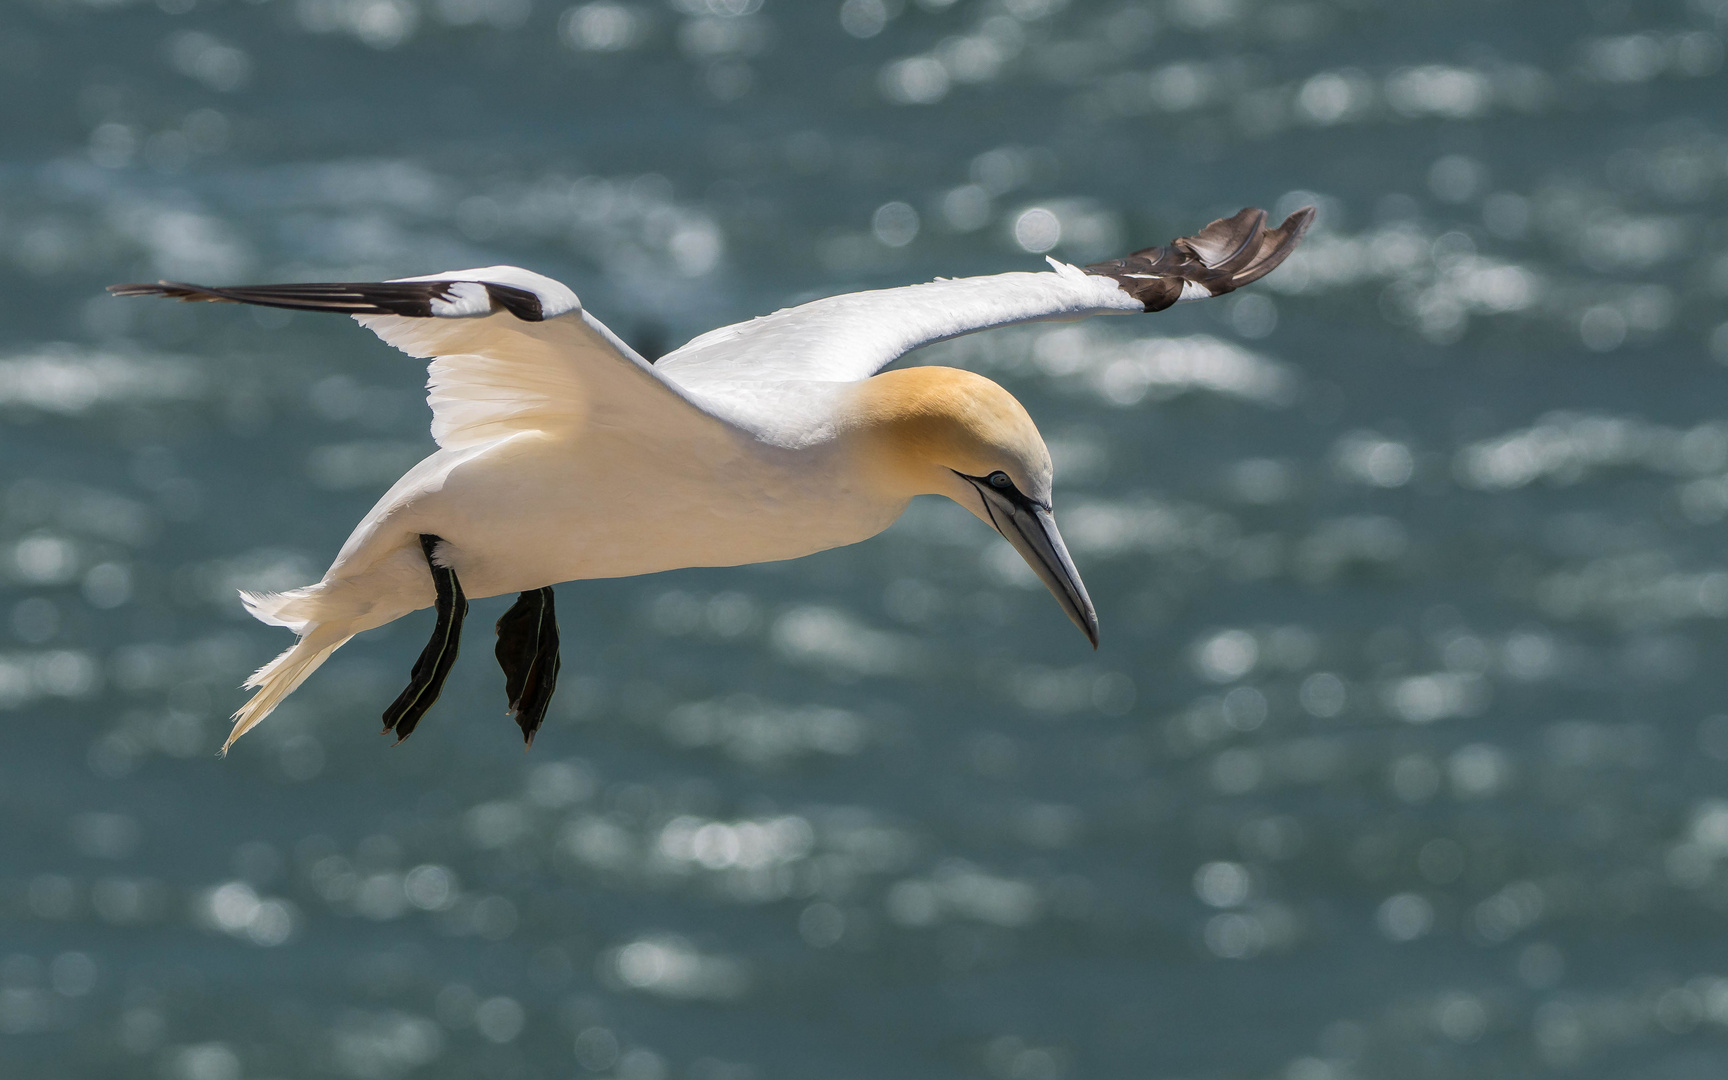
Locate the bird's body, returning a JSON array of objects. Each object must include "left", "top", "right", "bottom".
[
  {"left": 313, "top": 383, "right": 899, "bottom": 621},
  {"left": 111, "top": 206, "right": 1314, "bottom": 750}
]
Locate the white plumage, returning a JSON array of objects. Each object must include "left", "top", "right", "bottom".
[{"left": 109, "top": 205, "right": 1313, "bottom": 750}]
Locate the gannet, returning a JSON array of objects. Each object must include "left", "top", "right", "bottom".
[{"left": 110, "top": 206, "right": 1313, "bottom": 752}]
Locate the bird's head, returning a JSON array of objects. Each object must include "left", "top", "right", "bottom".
[{"left": 845, "top": 366, "right": 1098, "bottom": 647}]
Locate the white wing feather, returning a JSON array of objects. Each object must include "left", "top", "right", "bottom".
[
  {"left": 655, "top": 205, "right": 1318, "bottom": 403},
  {"left": 656, "top": 265, "right": 1141, "bottom": 396},
  {"left": 353, "top": 266, "right": 724, "bottom": 451}
]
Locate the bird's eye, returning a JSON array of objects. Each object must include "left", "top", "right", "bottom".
[{"left": 988, "top": 471, "right": 1013, "bottom": 489}]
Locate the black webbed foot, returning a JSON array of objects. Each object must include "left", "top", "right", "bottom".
[
  {"left": 494, "top": 586, "right": 560, "bottom": 746},
  {"left": 382, "top": 534, "right": 467, "bottom": 743}
]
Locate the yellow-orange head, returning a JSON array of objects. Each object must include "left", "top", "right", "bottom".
[
  {"left": 843, "top": 366, "right": 1052, "bottom": 504},
  {"left": 843, "top": 365, "right": 1096, "bottom": 647}
]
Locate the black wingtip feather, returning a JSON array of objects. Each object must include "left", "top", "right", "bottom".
[
  {"left": 105, "top": 279, "right": 548, "bottom": 322},
  {"left": 1082, "top": 205, "right": 1316, "bottom": 312}
]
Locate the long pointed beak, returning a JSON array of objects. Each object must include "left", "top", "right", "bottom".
[{"left": 974, "top": 485, "right": 1099, "bottom": 648}]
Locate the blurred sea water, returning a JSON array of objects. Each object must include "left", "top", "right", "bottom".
[{"left": 3, "top": 0, "right": 1728, "bottom": 1077}]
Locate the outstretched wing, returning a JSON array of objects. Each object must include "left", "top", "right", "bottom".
[
  {"left": 109, "top": 265, "right": 724, "bottom": 451},
  {"left": 657, "top": 207, "right": 1313, "bottom": 395}
]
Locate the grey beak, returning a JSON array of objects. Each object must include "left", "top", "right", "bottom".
[{"left": 972, "top": 483, "right": 1099, "bottom": 648}]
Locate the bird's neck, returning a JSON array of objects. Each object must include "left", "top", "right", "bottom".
[{"left": 832, "top": 370, "right": 962, "bottom": 500}]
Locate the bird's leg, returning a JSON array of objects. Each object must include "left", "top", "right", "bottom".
[
  {"left": 381, "top": 534, "right": 468, "bottom": 743},
  {"left": 494, "top": 586, "right": 561, "bottom": 746}
]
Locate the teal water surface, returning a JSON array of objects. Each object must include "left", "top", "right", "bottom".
[{"left": 2, "top": 0, "right": 1728, "bottom": 1077}]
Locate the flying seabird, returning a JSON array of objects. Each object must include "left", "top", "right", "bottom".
[{"left": 110, "top": 205, "right": 1314, "bottom": 752}]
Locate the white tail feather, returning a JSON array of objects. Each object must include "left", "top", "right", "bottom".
[
  {"left": 240, "top": 586, "right": 324, "bottom": 635},
  {"left": 223, "top": 624, "right": 353, "bottom": 754}
]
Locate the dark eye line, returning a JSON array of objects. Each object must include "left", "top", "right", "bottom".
[
  {"left": 951, "top": 468, "right": 1018, "bottom": 492},
  {"left": 954, "top": 469, "right": 1045, "bottom": 509}
]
